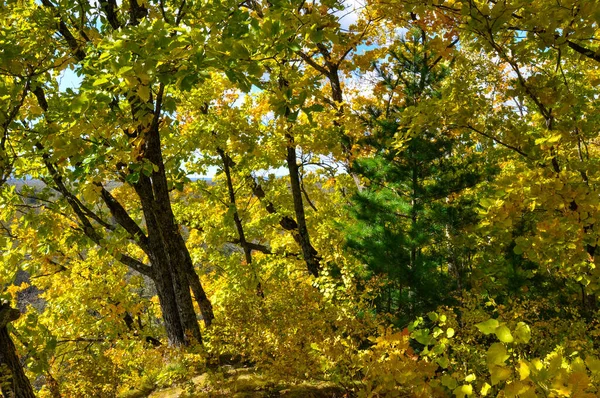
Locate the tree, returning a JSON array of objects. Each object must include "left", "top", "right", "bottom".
[
  {"left": 0, "top": 0, "right": 243, "bottom": 345},
  {"left": 345, "top": 28, "right": 485, "bottom": 321},
  {"left": 0, "top": 301, "right": 35, "bottom": 398}
]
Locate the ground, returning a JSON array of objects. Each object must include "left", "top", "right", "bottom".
[{"left": 122, "top": 367, "right": 347, "bottom": 398}]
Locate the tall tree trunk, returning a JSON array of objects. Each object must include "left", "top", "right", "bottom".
[
  {"left": 286, "top": 134, "right": 321, "bottom": 277},
  {"left": 183, "top": 256, "right": 214, "bottom": 327},
  {"left": 134, "top": 173, "right": 202, "bottom": 344},
  {"left": 0, "top": 302, "right": 35, "bottom": 398},
  {"left": 278, "top": 75, "right": 321, "bottom": 277},
  {"left": 142, "top": 112, "right": 204, "bottom": 343},
  {"left": 132, "top": 174, "right": 188, "bottom": 345},
  {"left": 150, "top": 257, "right": 188, "bottom": 346}
]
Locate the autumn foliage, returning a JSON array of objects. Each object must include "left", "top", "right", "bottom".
[{"left": 1, "top": 0, "right": 600, "bottom": 396}]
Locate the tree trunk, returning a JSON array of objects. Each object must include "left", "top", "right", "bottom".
[
  {"left": 133, "top": 174, "right": 188, "bottom": 345},
  {"left": 151, "top": 260, "right": 187, "bottom": 346},
  {"left": 0, "top": 302, "right": 35, "bottom": 398},
  {"left": 143, "top": 119, "right": 203, "bottom": 343},
  {"left": 286, "top": 134, "right": 321, "bottom": 277},
  {"left": 277, "top": 75, "right": 321, "bottom": 277},
  {"left": 184, "top": 259, "right": 215, "bottom": 327}
]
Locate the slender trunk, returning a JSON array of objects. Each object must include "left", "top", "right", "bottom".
[
  {"left": 180, "top": 237, "right": 214, "bottom": 327},
  {"left": 327, "top": 66, "right": 363, "bottom": 191},
  {"left": 44, "top": 372, "right": 62, "bottom": 398},
  {"left": 278, "top": 75, "right": 321, "bottom": 277},
  {"left": 218, "top": 148, "right": 264, "bottom": 297},
  {"left": 286, "top": 134, "right": 321, "bottom": 277},
  {"left": 0, "top": 303, "right": 36, "bottom": 398}
]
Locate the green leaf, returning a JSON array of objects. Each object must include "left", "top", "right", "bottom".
[
  {"left": 476, "top": 319, "right": 499, "bottom": 335},
  {"left": 93, "top": 77, "right": 110, "bottom": 86},
  {"left": 514, "top": 322, "right": 531, "bottom": 343},
  {"left": 441, "top": 374, "right": 457, "bottom": 389},
  {"left": 412, "top": 329, "right": 435, "bottom": 346},
  {"left": 125, "top": 172, "right": 140, "bottom": 184},
  {"left": 495, "top": 325, "right": 514, "bottom": 343},
  {"left": 179, "top": 74, "right": 199, "bottom": 91},
  {"left": 436, "top": 356, "right": 449, "bottom": 369},
  {"left": 137, "top": 85, "right": 150, "bottom": 102},
  {"left": 487, "top": 343, "right": 509, "bottom": 366}
]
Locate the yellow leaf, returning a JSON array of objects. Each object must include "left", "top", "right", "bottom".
[
  {"left": 504, "top": 381, "right": 532, "bottom": 397},
  {"left": 586, "top": 356, "right": 600, "bottom": 374},
  {"left": 487, "top": 343, "right": 509, "bottom": 366},
  {"left": 490, "top": 365, "right": 512, "bottom": 385},
  {"left": 453, "top": 384, "right": 473, "bottom": 397},
  {"left": 531, "top": 358, "right": 544, "bottom": 371},
  {"left": 495, "top": 325, "right": 514, "bottom": 343},
  {"left": 514, "top": 322, "right": 531, "bottom": 343},
  {"left": 138, "top": 85, "right": 150, "bottom": 102},
  {"left": 481, "top": 382, "right": 491, "bottom": 396},
  {"left": 476, "top": 318, "right": 499, "bottom": 334},
  {"left": 518, "top": 360, "right": 530, "bottom": 380}
]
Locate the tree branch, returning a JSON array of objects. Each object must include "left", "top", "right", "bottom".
[
  {"left": 464, "top": 124, "right": 530, "bottom": 159},
  {"left": 98, "top": 185, "right": 150, "bottom": 253},
  {"left": 40, "top": 0, "right": 86, "bottom": 61}
]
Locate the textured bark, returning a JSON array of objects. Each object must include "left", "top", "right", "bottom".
[
  {"left": 132, "top": 173, "right": 186, "bottom": 345},
  {"left": 134, "top": 173, "right": 201, "bottom": 345},
  {"left": 140, "top": 111, "right": 203, "bottom": 344},
  {"left": 182, "top": 245, "right": 214, "bottom": 327},
  {"left": 0, "top": 303, "right": 35, "bottom": 398},
  {"left": 286, "top": 134, "right": 321, "bottom": 277},
  {"left": 44, "top": 372, "right": 62, "bottom": 398}
]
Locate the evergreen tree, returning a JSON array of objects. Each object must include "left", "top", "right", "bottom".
[{"left": 346, "top": 29, "right": 485, "bottom": 323}]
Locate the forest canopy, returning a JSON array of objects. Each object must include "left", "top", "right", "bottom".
[{"left": 1, "top": 0, "right": 600, "bottom": 396}]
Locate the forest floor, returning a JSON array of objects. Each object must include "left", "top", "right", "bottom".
[{"left": 132, "top": 367, "right": 346, "bottom": 398}]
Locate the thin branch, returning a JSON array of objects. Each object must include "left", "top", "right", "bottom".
[
  {"left": 40, "top": 0, "right": 86, "bottom": 61},
  {"left": 465, "top": 124, "right": 530, "bottom": 159}
]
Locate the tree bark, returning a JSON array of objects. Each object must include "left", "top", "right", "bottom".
[
  {"left": 286, "top": 134, "right": 321, "bottom": 277},
  {"left": 277, "top": 74, "right": 321, "bottom": 277},
  {"left": 139, "top": 110, "right": 204, "bottom": 343},
  {"left": 134, "top": 173, "right": 202, "bottom": 345},
  {"left": 0, "top": 302, "right": 35, "bottom": 398}
]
